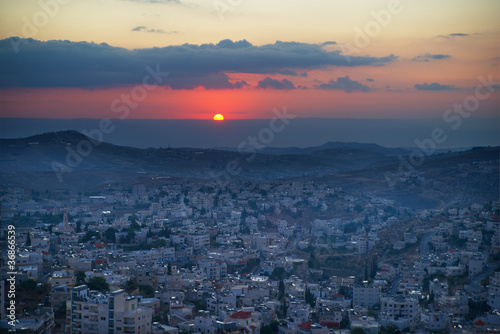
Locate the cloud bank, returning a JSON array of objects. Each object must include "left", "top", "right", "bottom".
[{"left": 1, "top": 38, "right": 397, "bottom": 90}]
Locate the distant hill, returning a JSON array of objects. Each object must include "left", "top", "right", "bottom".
[
  {"left": 217, "top": 141, "right": 411, "bottom": 155},
  {"left": 0, "top": 131, "right": 498, "bottom": 208}
]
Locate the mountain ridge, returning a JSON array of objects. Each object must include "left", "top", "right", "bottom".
[{"left": 1, "top": 131, "right": 498, "bottom": 209}]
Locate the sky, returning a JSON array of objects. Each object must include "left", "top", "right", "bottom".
[{"left": 0, "top": 0, "right": 499, "bottom": 147}]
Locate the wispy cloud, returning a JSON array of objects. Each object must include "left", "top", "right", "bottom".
[
  {"left": 438, "top": 33, "right": 470, "bottom": 39},
  {"left": 131, "top": 26, "right": 178, "bottom": 34},
  {"left": 314, "top": 76, "right": 370, "bottom": 93},
  {"left": 412, "top": 53, "right": 451, "bottom": 62},
  {"left": 120, "top": 0, "right": 181, "bottom": 4},
  {"left": 414, "top": 82, "right": 457, "bottom": 91}
]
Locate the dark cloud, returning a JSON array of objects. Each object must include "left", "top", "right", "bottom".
[
  {"left": 366, "top": 78, "right": 374, "bottom": 82},
  {"left": 257, "top": 77, "right": 296, "bottom": 90},
  {"left": 314, "top": 76, "right": 370, "bottom": 93},
  {"left": 412, "top": 53, "right": 451, "bottom": 62},
  {"left": 438, "top": 33, "right": 470, "bottom": 39},
  {"left": 0, "top": 38, "right": 396, "bottom": 89},
  {"left": 414, "top": 82, "right": 457, "bottom": 91}
]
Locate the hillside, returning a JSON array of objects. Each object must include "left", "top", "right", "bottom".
[{"left": 0, "top": 131, "right": 498, "bottom": 208}]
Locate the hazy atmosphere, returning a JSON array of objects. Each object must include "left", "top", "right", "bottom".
[{"left": 0, "top": 1, "right": 499, "bottom": 334}]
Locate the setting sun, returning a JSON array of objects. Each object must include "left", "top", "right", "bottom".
[{"left": 213, "top": 114, "right": 224, "bottom": 121}]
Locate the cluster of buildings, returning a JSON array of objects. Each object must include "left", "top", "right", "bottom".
[{"left": 1, "top": 180, "right": 499, "bottom": 333}]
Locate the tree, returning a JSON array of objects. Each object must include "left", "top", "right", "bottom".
[
  {"left": 76, "top": 272, "right": 86, "bottom": 285},
  {"left": 139, "top": 284, "right": 154, "bottom": 298},
  {"left": 338, "top": 285, "right": 349, "bottom": 298},
  {"left": 308, "top": 251, "right": 320, "bottom": 269},
  {"left": 260, "top": 325, "right": 274, "bottom": 334},
  {"left": 160, "top": 227, "right": 171, "bottom": 238},
  {"left": 81, "top": 230, "right": 100, "bottom": 243},
  {"left": 371, "top": 257, "right": 378, "bottom": 279},
  {"left": 87, "top": 277, "right": 109, "bottom": 293},
  {"left": 282, "top": 299, "right": 287, "bottom": 318},
  {"left": 19, "top": 279, "right": 37, "bottom": 291},
  {"left": 351, "top": 328, "right": 366, "bottom": 334},
  {"left": 271, "top": 267, "right": 286, "bottom": 280},
  {"left": 120, "top": 231, "right": 136, "bottom": 244},
  {"left": 76, "top": 221, "right": 82, "bottom": 233},
  {"left": 124, "top": 279, "right": 138, "bottom": 293},
  {"left": 305, "top": 287, "right": 315, "bottom": 308},
  {"left": 379, "top": 324, "right": 398, "bottom": 334},
  {"left": 339, "top": 316, "right": 349, "bottom": 329},
  {"left": 129, "top": 220, "right": 141, "bottom": 231},
  {"left": 269, "top": 321, "right": 279, "bottom": 333},
  {"left": 104, "top": 227, "right": 118, "bottom": 243},
  {"left": 278, "top": 279, "right": 285, "bottom": 301}
]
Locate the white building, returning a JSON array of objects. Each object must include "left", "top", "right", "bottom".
[
  {"left": 350, "top": 316, "right": 380, "bottom": 334},
  {"left": 66, "top": 285, "right": 152, "bottom": 334},
  {"left": 488, "top": 271, "right": 500, "bottom": 310},
  {"left": 468, "top": 254, "right": 486, "bottom": 278},
  {"left": 186, "top": 234, "right": 210, "bottom": 250},
  {"left": 353, "top": 287, "right": 380, "bottom": 307},
  {"left": 200, "top": 257, "right": 227, "bottom": 281},
  {"left": 357, "top": 235, "right": 376, "bottom": 254},
  {"left": 381, "top": 295, "right": 419, "bottom": 322}
]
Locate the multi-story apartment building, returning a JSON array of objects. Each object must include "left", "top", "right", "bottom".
[
  {"left": 353, "top": 286, "right": 380, "bottom": 307},
  {"left": 66, "top": 285, "right": 152, "bottom": 334},
  {"left": 381, "top": 295, "right": 419, "bottom": 322},
  {"left": 200, "top": 257, "right": 227, "bottom": 281},
  {"left": 488, "top": 271, "right": 500, "bottom": 310},
  {"left": 357, "top": 235, "right": 376, "bottom": 254},
  {"left": 185, "top": 233, "right": 210, "bottom": 250}
]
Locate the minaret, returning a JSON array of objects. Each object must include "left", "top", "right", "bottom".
[
  {"left": 63, "top": 211, "right": 69, "bottom": 230},
  {"left": 61, "top": 211, "right": 73, "bottom": 233}
]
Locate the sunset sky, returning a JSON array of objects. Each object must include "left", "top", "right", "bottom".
[{"left": 0, "top": 0, "right": 499, "bottom": 121}]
